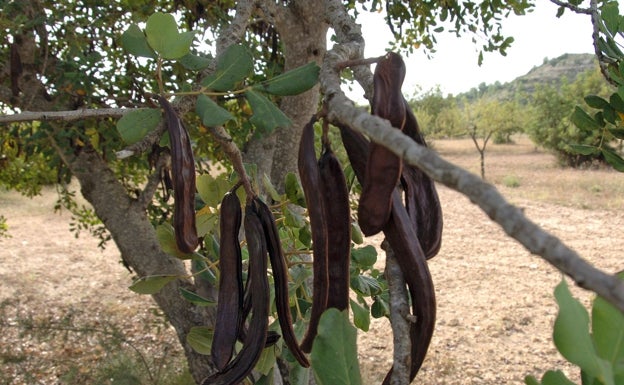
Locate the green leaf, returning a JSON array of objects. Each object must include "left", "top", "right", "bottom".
[
  {"left": 310, "top": 309, "right": 362, "bottom": 385},
  {"left": 569, "top": 144, "right": 599, "bottom": 156},
  {"left": 601, "top": 148, "right": 624, "bottom": 172},
  {"left": 253, "top": 62, "right": 320, "bottom": 96},
  {"left": 156, "top": 223, "right": 193, "bottom": 258},
  {"left": 553, "top": 280, "right": 614, "bottom": 385},
  {"left": 540, "top": 370, "right": 577, "bottom": 385},
  {"left": 187, "top": 326, "right": 213, "bottom": 355},
  {"left": 145, "top": 12, "right": 195, "bottom": 60},
  {"left": 121, "top": 24, "right": 156, "bottom": 58},
  {"left": 351, "top": 245, "right": 377, "bottom": 268},
  {"left": 284, "top": 172, "right": 306, "bottom": 207},
  {"left": 195, "top": 209, "right": 218, "bottom": 238},
  {"left": 196, "top": 94, "right": 234, "bottom": 127},
  {"left": 116, "top": 108, "right": 161, "bottom": 145},
  {"left": 255, "top": 346, "right": 277, "bottom": 376},
  {"left": 610, "top": 93, "right": 624, "bottom": 113},
  {"left": 371, "top": 297, "right": 389, "bottom": 318},
  {"left": 201, "top": 44, "right": 253, "bottom": 91},
  {"left": 179, "top": 53, "right": 212, "bottom": 71},
  {"left": 524, "top": 375, "right": 540, "bottom": 385},
  {"left": 262, "top": 174, "right": 282, "bottom": 202},
  {"left": 350, "top": 299, "right": 370, "bottom": 332},
  {"left": 570, "top": 106, "right": 603, "bottom": 131},
  {"left": 283, "top": 205, "right": 305, "bottom": 228},
  {"left": 179, "top": 287, "right": 216, "bottom": 306},
  {"left": 601, "top": 2, "right": 621, "bottom": 36},
  {"left": 585, "top": 95, "right": 610, "bottom": 109},
  {"left": 129, "top": 274, "right": 178, "bottom": 294},
  {"left": 351, "top": 275, "right": 382, "bottom": 297},
  {"left": 351, "top": 222, "right": 363, "bottom": 245},
  {"left": 245, "top": 90, "right": 292, "bottom": 134},
  {"left": 196, "top": 174, "right": 231, "bottom": 208},
  {"left": 608, "top": 128, "right": 624, "bottom": 140},
  {"left": 593, "top": 292, "right": 624, "bottom": 370}
]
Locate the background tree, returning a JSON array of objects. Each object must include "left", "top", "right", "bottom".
[{"left": 1, "top": 1, "right": 624, "bottom": 385}]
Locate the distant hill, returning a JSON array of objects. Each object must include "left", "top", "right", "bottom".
[{"left": 459, "top": 53, "right": 597, "bottom": 101}]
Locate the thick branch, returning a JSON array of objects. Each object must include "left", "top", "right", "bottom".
[
  {"left": 0, "top": 108, "right": 129, "bottom": 124},
  {"left": 321, "top": 1, "right": 624, "bottom": 313}
]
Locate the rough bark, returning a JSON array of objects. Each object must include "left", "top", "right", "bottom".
[
  {"left": 67, "top": 147, "right": 216, "bottom": 383},
  {"left": 244, "top": 0, "right": 328, "bottom": 191}
]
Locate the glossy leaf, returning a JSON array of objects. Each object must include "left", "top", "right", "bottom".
[
  {"left": 179, "top": 287, "right": 216, "bottom": 306},
  {"left": 196, "top": 174, "right": 231, "bottom": 208},
  {"left": 179, "top": 53, "right": 212, "bottom": 71},
  {"left": 156, "top": 223, "right": 193, "bottom": 258},
  {"left": 310, "top": 309, "right": 362, "bottom": 385},
  {"left": 351, "top": 222, "right": 364, "bottom": 245},
  {"left": 601, "top": 148, "right": 624, "bottom": 172},
  {"left": 592, "top": 292, "right": 624, "bottom": 371},
  {"left": 570, "top": 106, "right": 603, "bottom": 131},
  {"left": 371, "top": 297, "right": 389, "bottom": 318},
  {"left": 284, "top": 172, "right": 306, "bottom": 207},
  {"left": 121, "top": 24, "right": 156, "bottom": 58},
  {"left": 608, "top": 127, "right": 624, "bottom": 140},
  {"left": 129, "top": 274, "right": 178, "bottom": 294},
  {"left": 569, "top": 144, "right": 599, "bottom": 156},
  {"left": 253, "top": 62, "right": 320, "bottom": 96},
  {"left": 601, "top": 2, "right": 621, "bottom": 35},
  {"left": 187, "top": 326, "right": 213, "bottom": 355},
  {"left": 145, "top": 13, "right": 195, "bottom": 60},
  {"left": 246, "top": 90, "right": 292, "bottom": 134},
  {"left": 350, "top": 299, "right": 370, "bottom": 332},
  {"left": 351, "top": 245, "right": 377, "bottom": 268},
  {"left": 196, "top": 94, "right": 233, "bottom": 127},
  {"left": 351, "top": 275, "right": 382, "bottom": 297},
  {"left": 610, "top": 93, "right": 624, "bottom": 113},
  {"left": 584, "top": 95, "right": 610, "bottom": 109},
  {"left": 116, "top": 108, "right": 161, "bottom": 145},
  {"left": 553, "top": 280, "right": 614, "bottom": 385},
  {"left": 201, "top": 44, "right": 253, "bottom": 91}
]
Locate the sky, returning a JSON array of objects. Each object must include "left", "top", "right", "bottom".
[{"left": 344, "top": 1, "right": 598, "bottom": 101}]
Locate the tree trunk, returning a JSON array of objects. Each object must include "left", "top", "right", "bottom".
[
  {"left": 244, "top": 0, "right": 328, "bottom": 191},
  {"left": 67, "top": 147, "right": 216, "bottom": 383}
]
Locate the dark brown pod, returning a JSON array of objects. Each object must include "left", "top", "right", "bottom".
[
  {"left": 401, "top": 103, "right": 443, "bottom": 259},
  {"left": 357, "top": 53, "right": 407, "bottom": 236},
  {"left": 297, "top": 117, "right": 329, "bottom": 353},
  {"left": 339, "top": 123, "right": 436, "bottom": 383},
  {"left": 254, "top": 197, "right": 310, "bottom": 367},
  {"left": 158, "top": 96, "right": 198, "bottom": 253},
  {"left": 211, "top": 191, "right": 244, "bottom": 371},
  {"left": 318, "top": 146, "right": 351, "bottom": 311},
  {"left": 201, "top": 205, "right": 270, "bottom": 385}
]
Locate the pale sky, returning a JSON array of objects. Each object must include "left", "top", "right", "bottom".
[{"left": 344, "top": 1, "right": 598, "bottom": 101}]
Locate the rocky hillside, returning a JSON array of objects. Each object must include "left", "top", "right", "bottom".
[{"left": 460, "top": 53, "right": 597, "bottom": 100}]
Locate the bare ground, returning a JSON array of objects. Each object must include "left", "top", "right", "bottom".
[{"left": 1, "top": 137, "right": 623, "bottom": 384}]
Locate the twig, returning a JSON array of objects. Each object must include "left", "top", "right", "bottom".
[
  {"left": 209, "top": 126, "right": 255, "bottom": 201},
  {"left": 548, "top": 0, "right": 591, "bottom": 15},
  {"left": 322, "top": 0, "right": 624, "bottom": 313},
  {"left": 0, "top": 108, "right": 129, "bottom": 124}
]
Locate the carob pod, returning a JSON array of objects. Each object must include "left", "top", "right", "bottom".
[
  {"left": 201, "top": 202, "right": 270, "bottom": 385},
  {"left": 158, "top": 96, "right": 198, "bottom": 253},
  {"left": 254, "top": 197, "right": 310, "bottom": 367},
  {"left": 357, "top": 52, "right": 407, "bottom": 236},
  {"left": 339, "top": 123, "right": 436, "bottom": 384},
  {"left": 401, "top": 100, "right": 443, "bottom": 259},
  {"left": 211, "top": 191, "right": 244, "bottom": 371},
  {"left": 318, "top": 144, "right": 351, "bottom": 311},
  {"left": 297, "top": 116, "right": 329, "bottom": 353}
]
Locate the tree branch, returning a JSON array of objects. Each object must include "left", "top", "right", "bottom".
[
  {"left": 321, "top": 0, "right": 624, "bottom": 313},
  {"left": 548, "top": 0, "right": 591, "bottom": 15},
  {"left": 0, "top": 108, "right": 129, "bottom": 124},
  {"left": 383, "top": 241, "right": 412, "bottom": 385}
]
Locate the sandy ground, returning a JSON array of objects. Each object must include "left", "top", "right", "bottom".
[{"left": 1, "top": 138, "right": 623, "bottom": 384}]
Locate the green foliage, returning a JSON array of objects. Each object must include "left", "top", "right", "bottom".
[
  {"left": 526, "top": 68, "right": 614, "bottom": 168},
  {"left": 352, "top": 0, "right": 532, "bottom": 63},
  {"left": 310, "top": 309, "right": 362, "bottom": 385},
  {"left": 525, "top": 278, "right": 624, "bottom": 385},
  {"left": 563, "top": 1, "right": 624, "bottom": 171}
]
